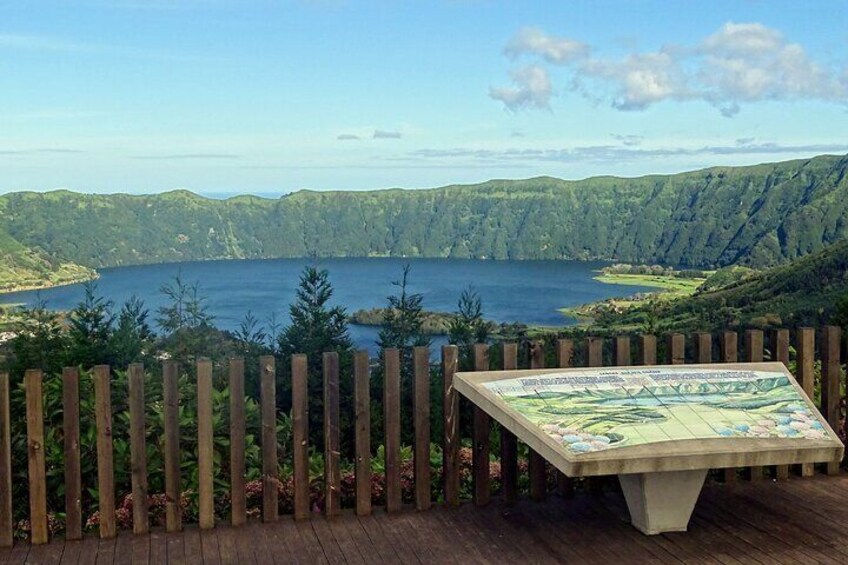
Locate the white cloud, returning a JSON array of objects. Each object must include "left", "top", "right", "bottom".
[
  {"left": 489, "top": 65, "right": 553, "bottom": 111},
  {"left": 701, "top": 22, "right": 782, "bottom": 55},
  {"left": 580, "top": 50, "right": 689, "bottom": 111},
  {"left": 504, "top": 27, "right": 589, "bottom": 64},
  {"left": 492, "top": 22, "right": 848, "bottom": 115},
  {"left": 697, "top": 22, "right": 840, "bottom": 112}
]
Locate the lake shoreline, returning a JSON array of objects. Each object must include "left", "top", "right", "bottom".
[
  {"left": 558, "top": 271, "right": 706, "bottom": 324},
  {"left": 0, "top": 270, "right": 99, "bottom": 296},
  {"left": 0, "top": 257, "right": 658, "bottom": 349}
]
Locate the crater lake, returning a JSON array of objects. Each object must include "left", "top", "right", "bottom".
[{"left": 0, "top": 257, "right": 654, "bottom": 351}]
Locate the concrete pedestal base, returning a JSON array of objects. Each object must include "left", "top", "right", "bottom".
[{"left": 618, "top": 469, "right": 708, "bottom": 535}]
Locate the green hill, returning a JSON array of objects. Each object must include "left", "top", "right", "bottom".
[
  {"left": 0, "top": 227, "right": 95, "bottom": 292},
  {"left": 0, "top": 155, "right": 847, "bottom": 284},
  {"left": 614, "top": 239, "right": 848, "bottom": 332}
]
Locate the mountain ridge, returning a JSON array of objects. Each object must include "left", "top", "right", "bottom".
[{"left": 0, "top": 154, "right": 847, "bottom": 285}]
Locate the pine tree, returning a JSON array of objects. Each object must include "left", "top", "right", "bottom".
[
  {"left": 8, "top": 298, "right": 69, "bottom": 377},
  {"left": 66, "top": 281, "right": 114, "bottom": 367},
  {"left": 448, "top": 285, "right": 489, "bottom": 369},
  {"left": 109, "top": 295, "right": 154, "bottom": 367},
  {"left": 278, "top": 266, "right": 352, "bottom": 356},
  {"left": 376, "top": 264, "right": 430, "bottom": 445},
  {"left": 156, "top": 274, "right": 215, "bottom": 360},
  {"left": 377, "top": 264, "right": 430, "bottom": 355},
  {"left": 278, "top": 266, "right": 353, "bottom": 449}
]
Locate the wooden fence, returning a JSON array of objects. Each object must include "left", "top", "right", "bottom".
[{"left": 0, "top": 327, "right": 844, "bottom": 546}]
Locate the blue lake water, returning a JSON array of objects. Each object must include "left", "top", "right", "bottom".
[{"left": 0, "top": 258, "right": 654, "bottom": 351}]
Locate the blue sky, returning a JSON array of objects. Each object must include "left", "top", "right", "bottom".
[{"left": 1, "top": 0, "right": 847, "bottom": 195}]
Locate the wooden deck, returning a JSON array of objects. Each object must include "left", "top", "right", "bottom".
[{"left": 5, "top": 475, "right": 848, "bottom": 564}]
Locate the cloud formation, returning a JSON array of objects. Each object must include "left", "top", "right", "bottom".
[
  {"left": 337, "top": 134, "right": 360, "bottom": 141},
  {"left": 489, "top": 65, "right": 552, "bottom": 111},
  {"left": 504, "top": 26, "right": 589, "bottom": 64},
  {"left": 373, "top": 129, "right": 402, "bottom": 139},
  {"left": 491, "top": 22, "right": 848, "bottom": 115}
]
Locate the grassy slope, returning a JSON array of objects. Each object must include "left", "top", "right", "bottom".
[
  {"left": 610, "top": 239, "right": 848, "bottom": 332},
  {"left": 593, "top": 274, "right": 706, "bottom": 295},
  {"left": 559, "top": 273, "right": 706, "bottom": 323},
  {"left": 0, "top": 227, "right": 96, "bottom": 293}
]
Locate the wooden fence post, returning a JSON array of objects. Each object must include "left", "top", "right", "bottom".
[
  {"left": 229, "top": 358, "right": 246, "bottom": 526},
  {"left": 528, "top": 341, "right": 547, "bottom": 502},
  {"left": 586, "top": 337, "right": 603, "bottom": 367},
  {"left": 25, "top": 370, "right": 48, "bottom": 544},
  {"left": 128, "top": 363, "right": 149, "bottom": 535},
  {"left": 260, "top": 356, "right": 278, "bottom": 522},
  {"left": 63, "top": 367, "right": 83, "bottom": 541},
  {"left": 500, "top": 343, "right": 518, "bottom": 505},
  {"left": 412, "top": 347, "right": 430, "bottom": 511},
  {"left": 613, "top": 336, "right": 630, "bottom": 366},
  {"left": 355, "top": 351, "right": 373, "bottom": 516},
  {"left": 324, "top": 352, "right": 341, "bottom": 517},
  {"left": 796, "top": 328, "right": 816, "bottom": 477},
  {"left": 0, "top": 372, "right": 11, "bottom": 548},
  {"left": 383, "top": 349, "right": 401, "bottom": 513},
  {"left": 745, "top": 329, "right": 764, "bottom": 363},
  {"left": 557, "top": 339, "right": 574, "bottom": 369},
  {"left": 772, "top": 329, "right": 789, "bottom": 366},
  {"left": 94, "top": 365, "right": 116, "bottom": 539},
  {"left": 719, "top": 331, "right": 738, "bottom": 364},
  {"left": 694, "top": 333, "right": 712, "bottom": 364},
  {"left": 442, "top": 345, "right": 460, "bottom": 507},
  {"left": 473, "top": 344, "right": 491, "bottom": 507},
  {"left": 292, "top": 354, "right": 309, "bottom": 521},
  {"left": 638, "top": 335, "right": 657, "bottom": 365},
  {"left": 163, "top": 360, "right": 182, "bottom": 532},
  {"left": 197, "top": 359, "right": 214, "bottom": 529},
  {"left": 667, "top": 333, "right": 685, "bottom": 364},
  {"left": 821, "top": 326, "right": 842, "bottom": 475}
]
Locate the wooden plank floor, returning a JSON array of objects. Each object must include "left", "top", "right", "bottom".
[{"left": 5, "top": 475, "right": 848, "bottom": 564}]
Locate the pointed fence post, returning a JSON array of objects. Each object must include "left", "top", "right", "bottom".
[
  {"left": 355, "top": 351, "right": 373, "bottom": 516},
  {"left": 260, "top": 356, "right": 278, "bottom": 522},
  {"left": 383, "top": 349, "right": 401, "bottom": 513},
  {"left": 442, "top": 345, "right": 460, "bottom": 507},
  {"left": 128, "top": 363, "right": 149, "bottom": 534},
  {"left": 94, "top": 365, "right": 116, "bottom": 539},
  {"left": 63, "top": 367, "right": 83, "bottom": 540},
  {"left": 412, "top": 347, "right": 430, "bottom": 511}
]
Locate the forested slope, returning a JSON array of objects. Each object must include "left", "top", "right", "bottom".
[
  {"left": 615, "top": 239, "right": 848, "bottom": 331},
  {"left": 1, "top": 154, "right": 846, "bottom": 271}
]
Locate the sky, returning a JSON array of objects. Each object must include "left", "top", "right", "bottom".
[{"left": 1, "top": 0, "right": 848, "bottom": 195}]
